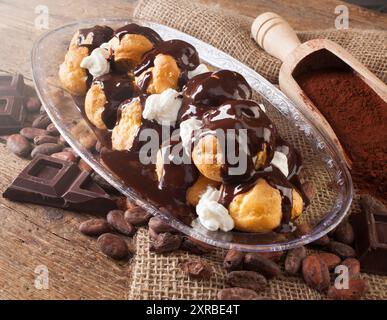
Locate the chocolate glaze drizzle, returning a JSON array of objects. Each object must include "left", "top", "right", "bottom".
[
  {"left": 133, "top": 40, "right": 200, "bottom": 94},
  {"left": 76, "top": 25, "right": 114, "bottom": 88},
  {"left": 77, "top": 25, "right": 114, "bottom": 52},
  {"left": 220, "top": 165, "right": 295, "bottom": 226},
  {"left": 93, "top": 73, "right": 134, "bottom": 129},
  {"left": 134, "top": 39, "right": 200, "bottom": 77},
  {"left": 178, "top": 70, "right": 252, "bottom": 122},
  {"left": 71, "top": 23, "right": 309, "bottom": 234},
  {"left": 199, "top": 99, "right": 276, "bottom": 184},
  {"left": 114, "top": 23, "right": 162, "bottom": 46},
  {"left": 158, "top": 136, "right": 199, "bottom": 201},
  {"left": 100, "top": 148, "right": 195, "bottom": 225}
]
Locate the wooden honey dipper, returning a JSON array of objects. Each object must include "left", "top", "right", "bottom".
[{"left": 251, "top": 12, "right": 387, "bottom": 169}]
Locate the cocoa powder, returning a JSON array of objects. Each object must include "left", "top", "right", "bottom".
[{"left": 297, "top": 69, "right": 387, "bottom": 203}]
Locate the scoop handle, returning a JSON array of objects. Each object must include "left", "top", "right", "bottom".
[{"left": 251, "top": 12, "right": 301, "bottom": 62}]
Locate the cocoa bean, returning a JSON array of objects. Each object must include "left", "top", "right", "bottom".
[
  {"left": 226, "top": 271, "right": 267, "bottom": 292},
  {"left": 79, "top": 219, "right": 111, "bottom": 236},
  {"left": 217, "top": 288, "right": 260, "bottom": 300},
  {"left": 302, "top": 181, "right": 316, "bottom": 202},
  {"left": 125, "top": 199, "right": 138, "bottom": 210},
  {"left": 181, "top": 260, "right": 212, "bottom": 280},
  {"left": 107, "top": 210, "right": 136, "bottom": 236},
  {"left": 34, "top": 135, "right": 58, "bottom": 145},
  {"left": 46, "top": 123, "right": 60, "bottom": 136},
  {"left": 62, "top": 147, "right": 75, "bottom": 154},
  {"left": 31, "top": 143, "right": 63, "bottom": 158},
  {"left": 51, "top": 151, "right": 76, "bottom": 162},
  {"left": 327, "top": 279, "right": 369, "bottom": 300},
  {"left": 32, "top": 114, "right": 51, "bottom": 129},
  {"left": 341, "top": 258, "right": 361, "bottom": 278},
  {"left": 6, "top": 134, "right": 32, "bottom": 158},
  {"left": 285, "top": 246, "right": 306, "bottom": 274},
  {"left": 334, "top": 221, "right": 355, "bottom": 245},
  {"left": 58, "top": 135, "right": 69, "bottom": 146},
  {"left": 115, "top": 196, "right": 128, "bottom": 211},
  {"left": 317, "top": 253, "right": 341, "bottom": 271},
  {"left": 124, "top": 207, "right": 152, "bottom": 226},
  {"left": 296, "top": 223, "right": 329, "bottom": 246},
  {"left": 150, "top": 232, "right": 182, "bottom": 253},
  {"left": 302, "top": 255, "right": 330, "bottom": 292},
  {"left": 295, "top": 222, "right": 312, "bottom": 236},
  {"left": 244, "top": 253, "right": 281, "bottom": 278},
  {"left": 20, "top": 127, "right": 49, "bottom": 140},
  {"left": 25, "top": 96, "right": 41, "bottom": 113},
  {"left": 148, "top": 217, "right": 177, "bottom": 234},
  {"left": 223, "top": 249, "right": 245, "bottom": 272},
  {"left": 328, "top": 241, "right": 356, "bottom": 259},
  {"left": 258, "top": 251, "right": 285, "bottom": 262},
  {"left": 148, "top": 226, "right": 159, "bottom": 240},
  {"left": 181, "top": 237, "right": 213, "bottom": 255},
  {"left": 359, "top": 194, "right": 387, "bottom": 214},
  {"left": 313, "top": 234, "right": 330, "bottom": 246},
  {"left": 97, "top": 233, "right": 130, "bottom": 260},
  {"left": 78, "top": 159, "right": 93, "bottom": 173}
]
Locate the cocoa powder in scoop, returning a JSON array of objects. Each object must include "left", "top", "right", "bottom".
[{"left": 297, "top": 69, "right": 387, "bottom": 203}]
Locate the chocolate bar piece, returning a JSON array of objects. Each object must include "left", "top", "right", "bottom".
[
  {"left": 3, "top": 155, "right": 117, "bottom": 214},
  {"left": 0, "top": 96, "right": 26, "bottom": 134},
  {"left": 0, "top": 74, "right": 26, "bottom": 134},
  {"left": 350, "top": 195, "right": 387, "bottom": 275},
  {"left": 0, "top": 74, "right": 25, "bottom": 96}
]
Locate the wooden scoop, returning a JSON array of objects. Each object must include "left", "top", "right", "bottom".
[{"left": 251, "top": 12, "right": 387, "bottom": 169}]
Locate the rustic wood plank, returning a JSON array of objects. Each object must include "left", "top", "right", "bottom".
[{"left": 0, "top": 144, "right": 132, "bottom": 299}]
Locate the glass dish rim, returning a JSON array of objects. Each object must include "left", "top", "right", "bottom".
[{"left": 31, "top": 17, "right": 353, "bottom": 252}]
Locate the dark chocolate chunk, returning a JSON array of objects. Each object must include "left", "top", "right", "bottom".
[
  {"left": 350, "top": 195, "right": 387, "bottom": 275},
  {"left": 3, "top": 155, "right": 116, "bottom": 214},
  {"left": 0, "top": 96, "right": 26, "bottom": 134},
  {"left": 0, "top": 74, "right": 25, "bottom": 96}
]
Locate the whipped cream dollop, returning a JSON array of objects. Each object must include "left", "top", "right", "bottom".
[
  {"left": 188, "top": 63, "right": 210, "bottom": 79},
  {"left": 179, "top": 118, "right": 202, "bottom": 156},
  {"left": 196, "top": 186, "right": 234, "bottom": 232},
  {"left": 80, "top": 44, "right": 111, "bottom": 78},
  {"left": 143, "top": 88, "right": 182, "bottom": 125},
  {"left": 271, "top": 151, "right": 289, "bottom": 177}
]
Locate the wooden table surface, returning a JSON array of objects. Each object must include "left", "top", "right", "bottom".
[{"left": 0, "top": 0, "right": 386, "bottom": 300}]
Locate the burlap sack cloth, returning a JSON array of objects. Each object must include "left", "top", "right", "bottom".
[{"left": 127, "top": 0, "right": 387, "bottom": 300}]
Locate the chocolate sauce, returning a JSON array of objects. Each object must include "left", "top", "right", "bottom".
[
  {"left": 134, "top": 39, "right": 200, "bottom": 78},
  {"left": 220, "top": 166, "right": 295, "bottom": 225},
  {"left": 199, "top": 99, "right": 276, "bottom": 184},
  {"left": 77, "top": 25, "right": 114, "bottom": 52},
  {"left": 114, "top": 23, "right": 162, "bottom": 46},
  {"left": 100, "top": 148, "right": 195, "bottom": 224},
  {"left": 93, "top": 73, "right": 134, "bottom": 129},
  {"left": 178, "top": 70, "right": 252, "bottom": 122},
  {"left": 158, "top": 136, "right": 199, "bottom": 200}
]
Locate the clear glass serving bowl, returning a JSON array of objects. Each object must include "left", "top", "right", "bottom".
[{"left": 31, "top": 18, "right": 353, "bottom": 252}]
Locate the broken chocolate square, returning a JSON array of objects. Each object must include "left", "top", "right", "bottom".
[
  {"left": 0, "top": 74, "right": 25, "bottom": 96},
  {"left": 3, "top": 155, "right": 117, "bottom": 214},
  {"left": 0, "top": 74, "right": 26, "bottom": 134},
  {"left": 0, "top": 96, "right": 26, "bottom": 134},
  {"left": 350, "top": 195, "right": 387, "bottom": 275}
]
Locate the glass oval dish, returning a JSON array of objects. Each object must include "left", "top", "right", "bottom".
[{"left": 31, "top": 18, "right": 353, "bottom": 252}]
